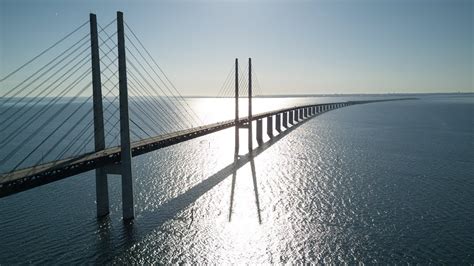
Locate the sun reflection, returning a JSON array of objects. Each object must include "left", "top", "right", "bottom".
[
  {"left": 196, "top": 106, "right": 325, "bottom": 263},
  {"left": 145, "top": 97, "right": 330, "bottom": 263}
]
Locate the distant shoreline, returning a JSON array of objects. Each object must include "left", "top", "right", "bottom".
[
  {"left": 184, "top": 92, "right": 474, "bottom": 98},
  {"left": 0, "top": 92, "right": 472, "bottom": 99}
]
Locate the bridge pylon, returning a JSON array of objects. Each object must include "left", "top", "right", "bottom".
[
  {"left": 90, "top": 13, "right": 109, "bottom": 218},
  {"left": 90, "top": 12, "right": 135, "bottom": 220},
  {"left": 116, "top": 11, "right": 135, "bottom": 221},
  {"left": 235, "top": 58, "right": 255, "bottom": 154}
]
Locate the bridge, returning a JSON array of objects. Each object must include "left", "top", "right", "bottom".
[{"left": 0, "top": 12, "right": 414, "bottom": 220}]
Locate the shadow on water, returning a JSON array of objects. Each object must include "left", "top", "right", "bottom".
[
  {"left": 228, "top": 148, "right": 262, "bottom": 224},
  {"left": 95, "top": 112, "right": 321, "bottom": 261}
]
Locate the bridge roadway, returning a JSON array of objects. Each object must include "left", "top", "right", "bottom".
[{"left": 0, "top": 98, "right": 414, "bottom": 197}]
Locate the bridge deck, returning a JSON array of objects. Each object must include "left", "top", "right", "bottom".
[{"left": 0, "top": 99, "right": 414, "bottom": 197}]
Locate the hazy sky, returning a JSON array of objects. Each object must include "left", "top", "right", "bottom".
[{"left": 1, "top": 0, "right": 472, "bottom": 95}]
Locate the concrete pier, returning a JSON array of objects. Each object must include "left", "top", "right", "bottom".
[
  {"left": 283, "top": 112, "right": 288, "bottom": 128},
  {"left": 256, "top": 119, "right": 263, "bottom": 145},
  {"left": 289, "top": 111, "right": 294, "bottom": 125},
  {"left": 267, "top": 116, "right": 273, "bottom": 138},
  {"left": 275, "top": 114, "right": 281, "bottom": 132}
]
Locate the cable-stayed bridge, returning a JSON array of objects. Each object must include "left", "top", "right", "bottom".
[{"left": 0, "top": 12, "right": 413, "bottom": 220}]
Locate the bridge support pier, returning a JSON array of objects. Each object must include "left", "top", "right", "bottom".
[
  {"left": 294, "top": 110, "right": 299, "bottom": 123},
  {"left": 275, "top": 114, "right": 281, "bottom": 132},
  {"left": 266, "top": 116, "right": 273, "bottom": 138},
  {"left": 95, "top": 169, "right": 109, "bottom": 217},
  {"left": 283, "top": 112, "right": 288, "bottom": 128},
  {"left": 289, "top": 111, "right": 294, "bottom": 125},
  {"left": 256, "top": 119, "right": 263, "bottom": 145}
]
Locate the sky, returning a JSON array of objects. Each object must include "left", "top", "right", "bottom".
[{"left": 1, "top": 0, "right": 472, "bottom": 96}]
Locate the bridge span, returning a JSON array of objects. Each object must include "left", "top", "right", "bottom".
[
  {"left": 0, "top": 99, "right": 411, "bottom": 198},
  {"left": 0, "top": 11, "right": 416, "bottom": 220}
]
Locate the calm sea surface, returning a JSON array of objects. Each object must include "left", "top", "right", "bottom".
[{"left": 0, "top": 94, "right": 473, "bottom": 263}]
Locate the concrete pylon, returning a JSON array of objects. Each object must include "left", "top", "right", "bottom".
[
  {"left": 248, "top": 58, "right": 253, "bottom": 152},
  {"left": 90, "top": 13, "right": 109, "bottom": 218},
  {"left": 117, "top": 11, "right": 134, "bottom": 220}
]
